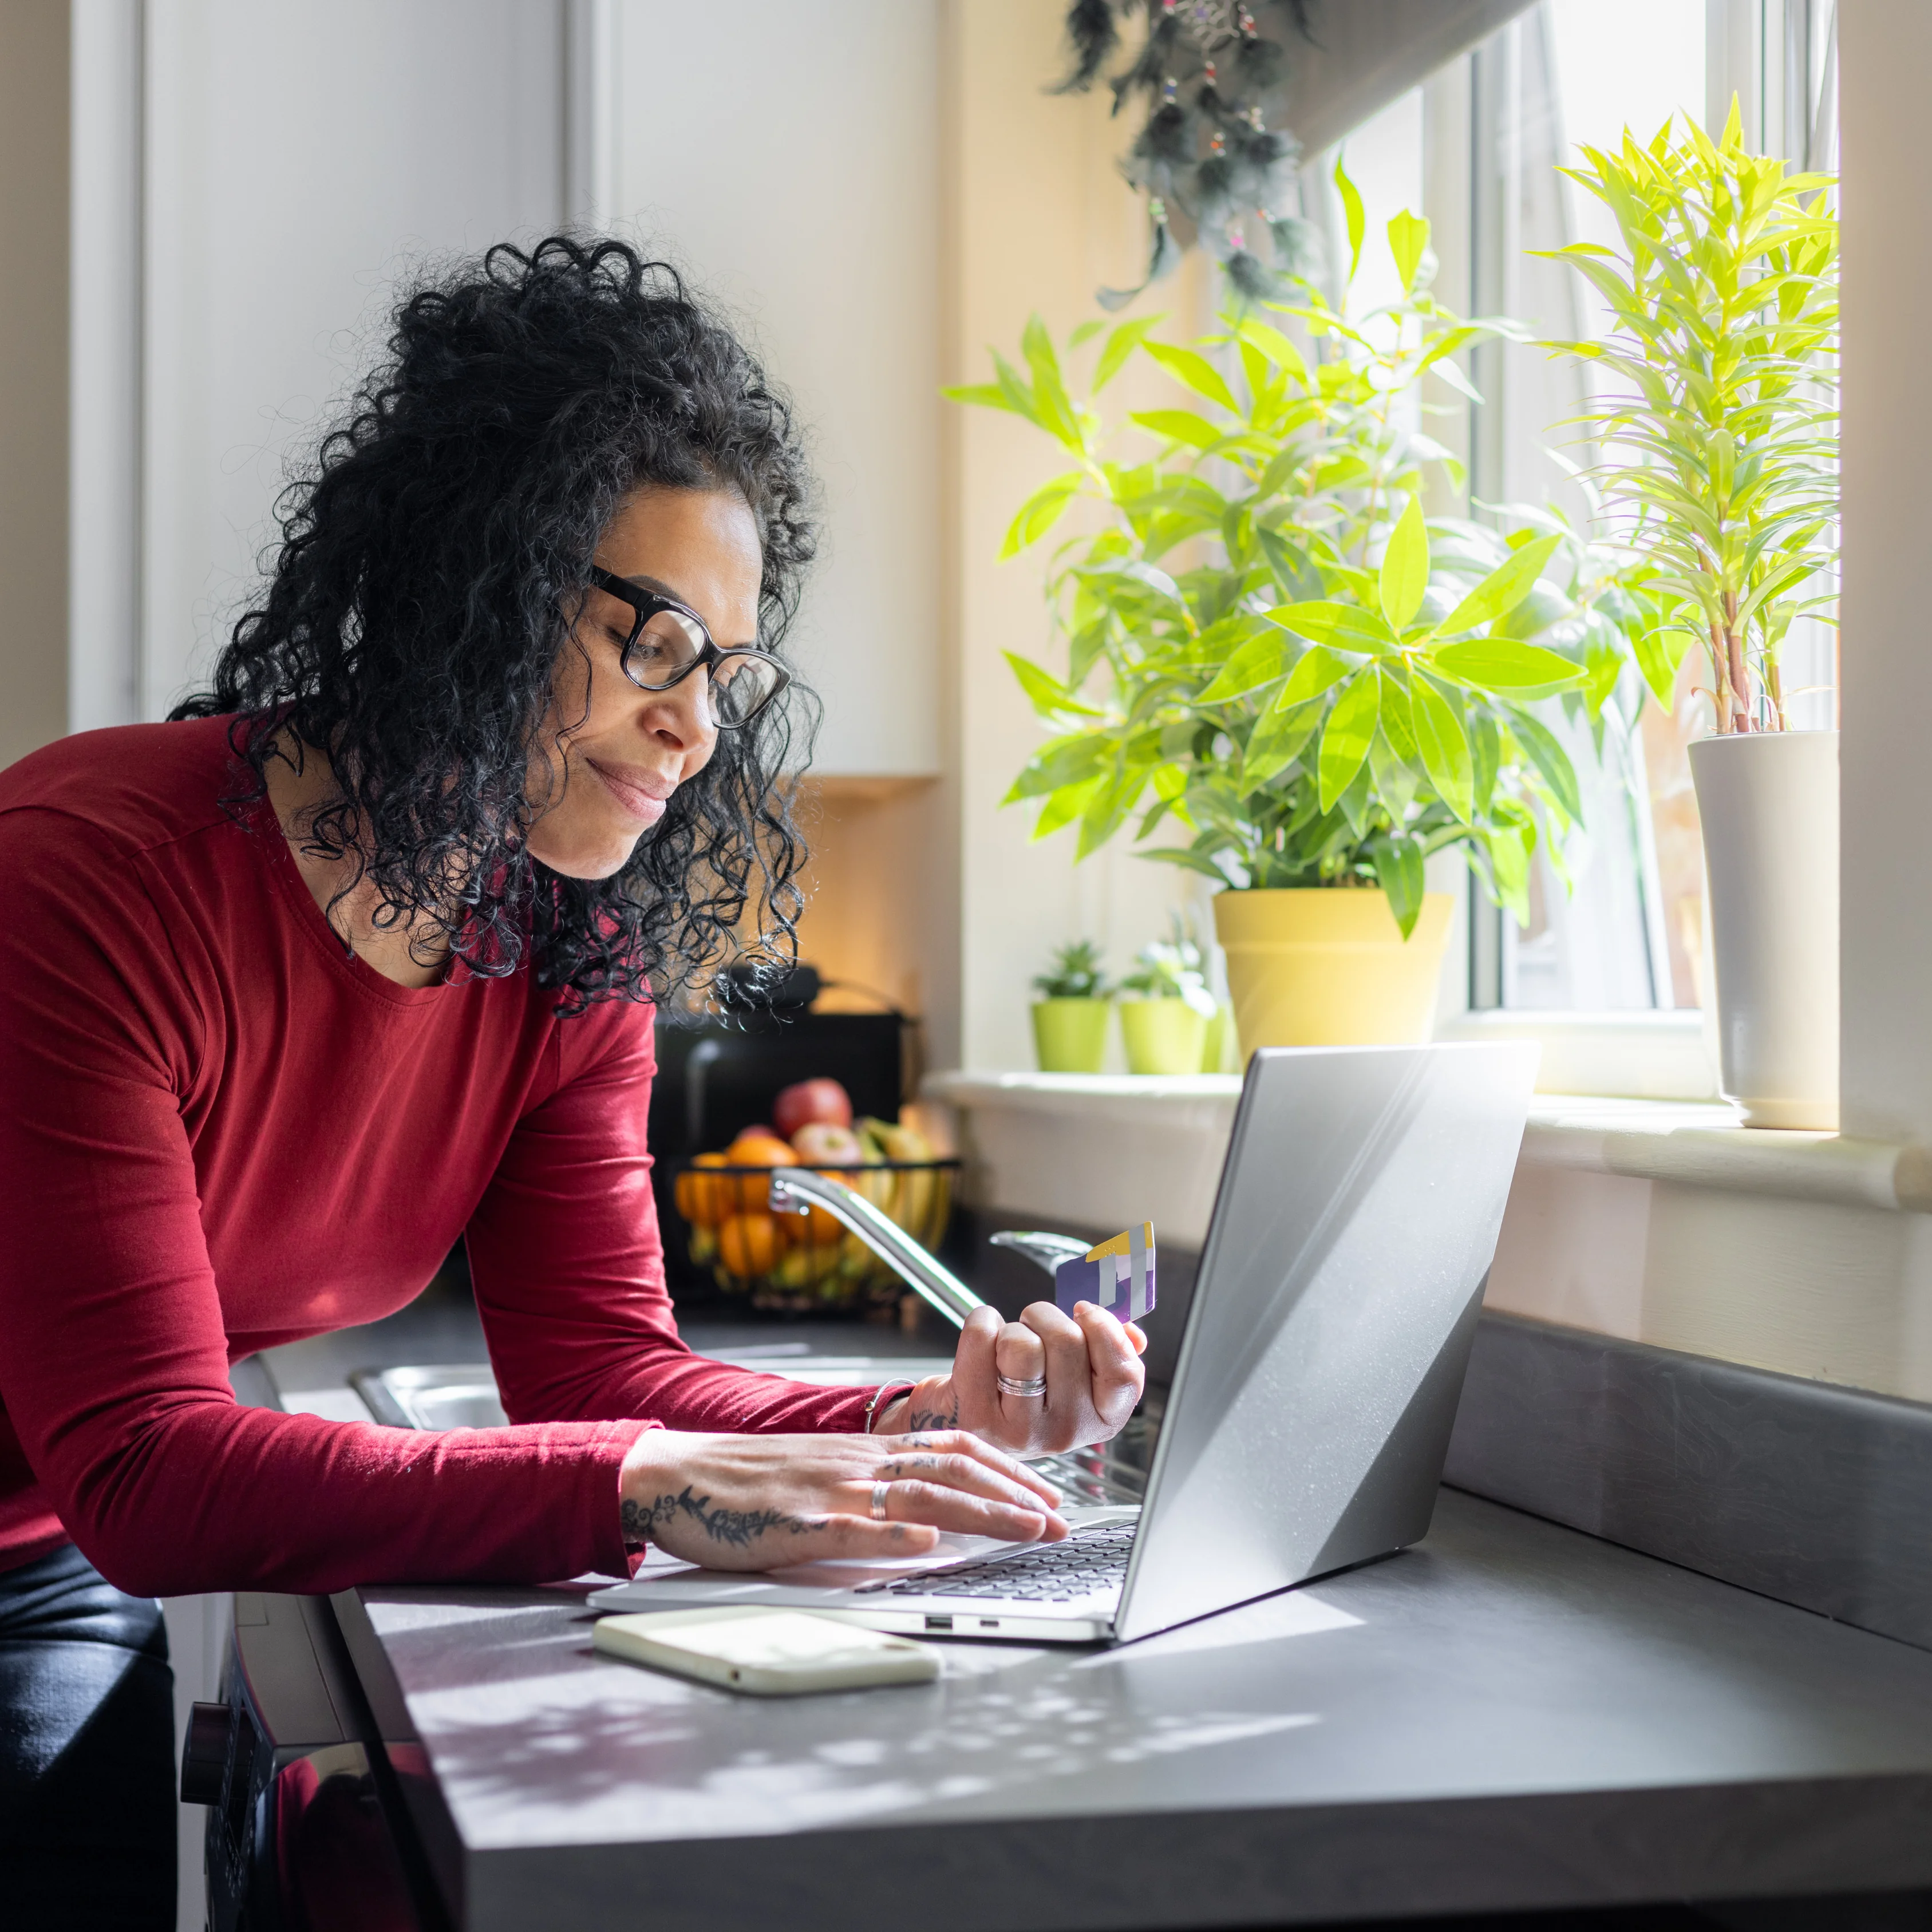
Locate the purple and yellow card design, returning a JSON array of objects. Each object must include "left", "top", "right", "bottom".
[{"left": 1054, "top": 1222, "right": 1155, "bottom": 1324}]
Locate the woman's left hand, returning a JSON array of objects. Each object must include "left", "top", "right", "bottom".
[{"left": 874, "top": 1302, "right": 1147, "bottom": 1458}]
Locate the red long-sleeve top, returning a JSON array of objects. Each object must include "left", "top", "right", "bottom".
[{"left": 0, "top": 719, "right": 876, "bottom": 1597}]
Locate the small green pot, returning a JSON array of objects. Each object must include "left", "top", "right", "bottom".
[
  {"left": 1119, "top": 998, "right": 1209, "bottom": 1076},
  {"left": 1032, "top": 998, "right": 1111, "bottom": 1073}
]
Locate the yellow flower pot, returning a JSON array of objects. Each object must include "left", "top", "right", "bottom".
[
  {"left": 1031, "top": 998, "right": 1111, "bottom": 1073},
  {"left": 1212, "top": 888, "right": 1454, "bottom": 1053},
  {"left": 1119, "top": 998, "right": 1209, "bottom": 1076}
]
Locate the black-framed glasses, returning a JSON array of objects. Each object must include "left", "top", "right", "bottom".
[{"left": 584, "top": 566, "right": 790, "bottom": 730}]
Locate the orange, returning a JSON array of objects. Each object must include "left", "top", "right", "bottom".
[
  {"left": 717, "top": 1212, "right": 787, "bottom": 1279},
  {"left": 795, "top": 1172, "right": 851, "bottom": 1247},
  {"left": 675, "top": 1151, "right": 732, "bottom": 1228},
  {"left": 724, "top": 1132, "right": 797, "bottom": 1214}
]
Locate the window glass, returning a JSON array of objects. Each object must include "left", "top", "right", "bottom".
[
  {"left": 1468, "top": 1, "right": 1832, "bottom": 1014},
  {"left": 1305, "top": 9, "right": 1832, "bottom": 1021},
  {"left": 1506, "top": 0, "right": 1710, "bottom": 1011}
]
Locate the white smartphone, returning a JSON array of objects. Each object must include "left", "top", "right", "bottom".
[{"left": 593, "top": 1607, "right": 940, "bottom": 1696}]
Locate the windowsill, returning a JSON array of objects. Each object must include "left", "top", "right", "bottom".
[
  {"left": 1437, "top": 1009, "right": 1720, "bottom": 1103},
  {"left": 927, "top": 1070, "right": 1243, "bottom": 1111},
  {"left": 924, "top": 1072, "right": 1932, "bottom": 1216},
  {"left": 1522, "top": 1096, "right": 1932, "bottom": 1214}
]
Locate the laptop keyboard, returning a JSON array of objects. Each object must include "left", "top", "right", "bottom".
[{"left": 854, "top": 1522, "right": 1137, "bottom": 1602}]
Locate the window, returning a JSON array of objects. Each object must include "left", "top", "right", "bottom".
[
  {"left": 1315, "top": 3, "right": 1836, "bottom": 1092},
  {"left": 1466, "top": 1, "right": 1836, "bottom": 1022}
]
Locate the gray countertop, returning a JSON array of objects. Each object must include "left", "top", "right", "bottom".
[{"left": 334, "top": 1487, "right": 1932, "bottom": 1932}]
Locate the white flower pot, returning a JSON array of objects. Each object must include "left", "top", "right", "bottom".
[{"left": 1688, "top": 730, "right": 1838, "bottom": 1129}]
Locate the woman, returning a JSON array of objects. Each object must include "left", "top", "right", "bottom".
[{"left": 0, "top": 238, "right": 1144, "bottom": 1923}]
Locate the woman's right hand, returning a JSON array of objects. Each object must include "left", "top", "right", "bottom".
[{"left": 617, "top": 1427, "right": 1068, "bottom": 1570}]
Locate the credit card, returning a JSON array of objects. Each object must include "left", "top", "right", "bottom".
[{"left": 1054, "top": 1222, "right": 1155, "bottom": 1323}]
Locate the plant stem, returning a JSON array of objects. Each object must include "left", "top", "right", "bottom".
[{"left": 1722, "top": 592, "right": 1754, "bottom": 734}]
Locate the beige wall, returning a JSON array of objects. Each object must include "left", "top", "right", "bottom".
[
  {"left": 0, "top": 0, "right": 69, "bottom": 769},
  {"left": 941, "top": 0, "right": 1214, "bottom": 1072},
  {"left": 792, "top": 776, "right": 957, "bottom": 1063},
  {"left": 1839, "top": 0, "right": 1932, "bottom": 1145}
]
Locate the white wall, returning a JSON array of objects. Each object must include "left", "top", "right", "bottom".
[
  {"left": 0, "top": 0, "right": 68, "bottom": 768},
  {"left": 1839, "top": 0, "right": 1932, "bottom": 1145},
  {"left": 72, "top": 12, "right": 572, "bottom": 1923},
  {"left": 601, "top": 0, "right": 942, "bottom": 778},
  {"left": 115, "top": 0, "right": 567, "bottom": 722},
  {"left": 945, "top": 1, "right": 1211, "bottom": 1070}
]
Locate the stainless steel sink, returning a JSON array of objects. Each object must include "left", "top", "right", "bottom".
[{"left": 351, "top": 1353, "right": 1152, "bottom": 1503}]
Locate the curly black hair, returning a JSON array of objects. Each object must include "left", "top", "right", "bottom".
[{"left": 172, "top": 235, "right": 817, "bottom": 1010}]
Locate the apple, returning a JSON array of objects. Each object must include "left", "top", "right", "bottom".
[
  {"left": 772, "top": 1077, "right": 853, "bottom": 1140},
  {"left": 790, "top": 1120, "right": 864, "bottom": 1165}
]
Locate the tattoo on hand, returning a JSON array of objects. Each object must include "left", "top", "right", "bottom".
[
  {"left": 621, "top": 1488, "right": 823, "bottom": 1552},
  {"left": 905, "top": 1400, "right": 958, "bottom": 1432}
]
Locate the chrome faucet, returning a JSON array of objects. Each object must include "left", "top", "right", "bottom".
[
  {"left": 987, "top": 1230, "right": 1092, "bottom": 1277},
  {"left": 767, "top": 1168, "right": 986, "bottom": 1329}
]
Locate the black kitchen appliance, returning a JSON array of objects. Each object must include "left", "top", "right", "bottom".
[
  {"left": 181, "top": 1591, "right": 440, "bottom": 1931},
  {"left": 648, "top": 970, "right": 915, "bottom": 1297}
]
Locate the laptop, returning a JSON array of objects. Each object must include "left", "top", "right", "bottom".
[{"left": 589, "top": 1041, "right": 1537, "bottom": 1645}]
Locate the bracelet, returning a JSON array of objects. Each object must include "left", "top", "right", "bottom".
[{"left": 864, "top": 1380, "right": 919, "bottom": 1434}]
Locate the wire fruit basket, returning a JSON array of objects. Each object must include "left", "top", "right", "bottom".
[{"left": 669, "top": 1159, "right": 961, "bottom": 1313}]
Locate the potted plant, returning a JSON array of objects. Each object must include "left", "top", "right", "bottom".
[
  {"left": 1118, "top": 918, "right": 1219, "bottom": 1074},
  {"left": 950, "top": 169, "right": 1649, "bottom": 1053},
  {"left": 1548, "top": 106, "right": 1839, "bottom": 1127},
  {"left": 1031, "top": 939, "right": 1112, "bottom": 1073}
]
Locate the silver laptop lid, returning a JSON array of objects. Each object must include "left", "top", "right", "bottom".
[{"left": 1113, "top": 1042, "right": 1536, "bottom": 1643}]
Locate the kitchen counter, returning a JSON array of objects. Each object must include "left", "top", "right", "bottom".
[{"left": 328, "top": 1487, "right": 1932, "bottom": 1932}]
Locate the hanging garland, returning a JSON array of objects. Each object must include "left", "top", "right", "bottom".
[{"left": 1053, "top": 0, "right": 1318, "bottom": 308}]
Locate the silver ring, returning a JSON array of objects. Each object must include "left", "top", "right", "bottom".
[
  {"left": 997, "top": 1372, "right": 1049, "bottom": 1399},
  {"left": 870, "top": 1478, "right": 892, "bottom": 1521}
]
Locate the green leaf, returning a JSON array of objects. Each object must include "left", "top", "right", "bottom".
[
  {"left": 1141, "top": 340, "right": 1239, "bottom": 413},
  {"left": 942, "top": 382, "right": 1024, "bottom": 414},
  {"left": 1372, "top": 835, "right": 1426, "bottom": 938},
  {"left": 988, "top": 350, "right": 1042, "bottom": 425},
  {"left": 1005, "top": 651, "right": 1101, "bottom": 717},
  {"left": 1242, "top": 697, "right": 1320, "bottom": 791},
  {"left": 1318, "top": 673, "right": 1381, "bottom": 812},
  {"left": 1139, "top": 845, "right": 1235, "bottom": 883},
  {"left": 1388, "top": 209, "right": 1431, "bottom": 293},
  {"left": 999, "top": 472, "right": 1083, "bottom": 558},
  {"left": 1235, "top": 319, "right": 1310, "bottom": 382},
  {"left": 1412, "top": 676, "right": 1474, "bottom": 824},
  {"left": 1021, "top": 313, "right": 1081, "bottom": 447},
  {"left": 1506, "top": 708, "right": 1582, "bottom": 820},
  {"left": 1266, "top": 600, "right": 1398, "bottom": 654},
  {"left": 1095, "top": 314, "right": 1165, "bottom": 392},
  {"left": 1279, "top": 643, "right": 1357, "bottom": 708},
  {"left": 1002, "top": 734, "right": 1108, "bottom": 803},
  {"left": 1469, "top": 709, "right": 1501, "bottom": 814},
  {"left": 1631, "top": 622, "right": 1693, "bottom": 708},
  {"left": 1431, "top": 638, "right": 1587, "bottom": 693},
  {"left": 1033, "top": 776, "right": 1102, "bottom": 839},
  {"left": 1336, "top": 155, "right": 1366, "bottom": 286},
  {"left": 1336, "top": 758, "right": 1376, "bottom": 840},
  {"left": 1256, "top": 525, "right": 1323, "bottom": 602},
  {"left": 1435, "top": 534, "right": 1562, "bottom": 635},
  {"left": 1368, "top": 723, "right": 1420, "bottom": 820},
  {"left": 1128, "top": 409, "right": 1225, "bottom": 451},
  {"left": 1197, "top": 634, "right": 1293, "bottom": 704},
  {"left": 1483, "top": 819, "right": 1534, "bottom": 922},
  {"left": 1076, "top": 771, "right": 1139, "bottom": 859},
  {"left": 1069, "top": 319, "right": 1107, "bottom": 347},
  {"left": 1377, "top": 495, "right": 1430, "bottom": 631}
]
